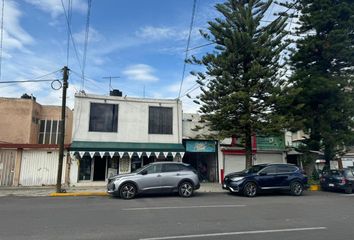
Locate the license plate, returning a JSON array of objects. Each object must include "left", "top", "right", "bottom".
[{"left": 328, "top": 183, "right": 334, "bottom": 187}]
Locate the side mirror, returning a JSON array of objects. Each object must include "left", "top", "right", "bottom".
[
  {"left": 259, "top": 172, "right": 267, "bottom": 176},
  {"left": 140, "top": 170, "right": 148, "bottom": 175}
]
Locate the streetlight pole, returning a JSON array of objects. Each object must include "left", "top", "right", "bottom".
[{"left": 56, "top": 66, "right": 69, "bottom": 193}]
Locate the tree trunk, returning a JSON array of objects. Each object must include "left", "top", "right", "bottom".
[{"left": 245, "top": 125, "right": 253, "bottom": 168}]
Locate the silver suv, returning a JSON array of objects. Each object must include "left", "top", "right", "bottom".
[{"left": 107, "top": 162, "right": 200, "bottom": 199}]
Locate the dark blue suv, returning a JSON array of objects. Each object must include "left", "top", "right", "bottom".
[{"left": 223, "top": 164, "right": 308, "bottom": 197}]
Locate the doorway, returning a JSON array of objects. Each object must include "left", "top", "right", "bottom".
[{"left": 93, "top": 157, "right": 106, "bottom": 181}]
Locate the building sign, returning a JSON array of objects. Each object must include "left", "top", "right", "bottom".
[
  {"left": 186, "top": 140, "right": 215, "bottom": 153},
  {"left": 256, "top": 136, "right": 285, "bottom": 151}
]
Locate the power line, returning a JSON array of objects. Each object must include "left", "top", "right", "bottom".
[
  {"left": 0, "top": 0, "right": 4, "bottom": 81},
  {"left": 66, "top": 0, "right": 72, "bottom": 66},
  {"left": 0, "top": 79, "right": 58, "bottom": 84},
  {"left": 60, "top": 0, "right": 83, "bottom": 72},
  {"left": 81, "top": 0, "right": 93, "bottom": 91},
  {"left": 178, "top": 0, "right": 197, "bottom": 99}
]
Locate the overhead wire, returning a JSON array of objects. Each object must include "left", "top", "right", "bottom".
[
  {"left": 60, "top": 0, "right": 83, "bottom": 72},
  {"left": 66, "top": 0, "right": 72, "bottom": 66},
  {"left": 81, "top": 0, "right": 92, "bottom": 91},
  {"left": 177, "top": 0, "right": 197, "bottom": 99},
  {"left": 0, "top": 0, "right": 4, "bottom": 81}
]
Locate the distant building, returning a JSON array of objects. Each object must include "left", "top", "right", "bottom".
[{"left": 0, "top": 96, "right": 73, "bottom": 186}]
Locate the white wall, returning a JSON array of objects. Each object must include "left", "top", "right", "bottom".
[
  {"left": 72, "top": 94, "right": 182, "bottom": 143},
  {"left": 19, "top": 150, "right": 66, "bottom": 186}
]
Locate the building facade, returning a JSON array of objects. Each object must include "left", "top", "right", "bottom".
[
  {"left": 0, "top": 96, "right": 73, "bottom": 186},
  {"left": 69, "top": 92, "right": 185, "bottom": 185}
]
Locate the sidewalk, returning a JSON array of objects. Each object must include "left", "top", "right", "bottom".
[{"left": 0, "top": 183, "right": 223, "bottom": 197}]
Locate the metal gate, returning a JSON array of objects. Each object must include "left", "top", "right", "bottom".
[
  {"left": 224, "top": 155, "right": 246, "bottom": 176},
  {"left": 0, "top": 150, "right": 16, "bottom": 186}
]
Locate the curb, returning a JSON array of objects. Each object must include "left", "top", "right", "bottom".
[
  {"left": 49, "top": 192, "right": 109, "bottom": 197},
  {"left": 309, "top": 185, "right": 320, "bottom": 191}
]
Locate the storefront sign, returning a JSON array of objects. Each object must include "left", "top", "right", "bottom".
[
  {"left": 256, "top": 136, "right": 285, "bottom": 150},
  {"left": 186, "top": 141, "right": 215, "bottom": 153}
]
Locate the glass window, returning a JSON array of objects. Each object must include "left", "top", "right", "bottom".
[
  {"left": 148, "top": 106, "right": 173, "bottom": 134},
  {"left": 245, "top": 165, "right": 267, "bottom": 174},
  {"left": 260, "top": 166, "right": 277, "bottom": 174},
  {"left": 277, "top": 165, "right": 297, "bottom": 173},
  {"left": 162, "top": 164, "right": 181, "bottom": 173},
  {"left": 89, "top": 103, "right": 118, "bottom": 132},
  {"left": 79, "top": 156, "right": 92, "bottom": 180},
  {"left": 144, "top": 164, "right": 162, "bottom": 174}
]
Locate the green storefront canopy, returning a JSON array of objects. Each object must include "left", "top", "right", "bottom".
[{"left": 70, "top": 141, "right": 185, "bottom": 152}]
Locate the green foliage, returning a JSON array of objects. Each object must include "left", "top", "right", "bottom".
[
  {"left": 286, "top": 0, "right": 354, "bottom": 163},
  {"left": 191, "top": 0, "right": 289, "bottom": 167}
]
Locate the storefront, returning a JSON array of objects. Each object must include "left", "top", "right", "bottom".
[
  {"left": 182, "top": 140, "right": 218, "bottom": 182},
  {"left": 69, "top": 141, "right": 185, "bottom": 183}
]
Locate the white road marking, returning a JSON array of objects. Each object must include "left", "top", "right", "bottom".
[
  {"left": 122, "top": 204, "right": 246, "bottom": 211},
  {"left": 139, "top": 227, "right": 327, "bottom": 240}
]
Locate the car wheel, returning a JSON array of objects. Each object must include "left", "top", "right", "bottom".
[
  {"left": 345, "top": 185, "right": 353, "bottom": 194},
  {"left": 179, "top": 181, "right": 194, "bottom": 198},
  {"left": 119, "top": 183, "right": 137, "bottom": 200},
  {"left": 290, "top": 181, "right": 304, "bottom": 196},
  {"left": 243, "top": 182, "right": 257, "bottom": 197}
]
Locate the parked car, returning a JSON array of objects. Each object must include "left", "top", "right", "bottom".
[
  {"left": 107, "top": 162, "right": 200, "bottom": 199},
  {"left": 222, "top": 163, "right": 308, "bottom": 197},
  {"left": 320, "top": 168, "right": 354, "bottom": 194}
]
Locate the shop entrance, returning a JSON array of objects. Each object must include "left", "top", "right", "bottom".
[
  {"left": 183, "top": 152, "right": 217, "bottom": 182},
  {"left": 93, "top": 157, "right": 106, "bottom": 181}
]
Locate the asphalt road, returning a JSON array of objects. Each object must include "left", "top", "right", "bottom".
[{"left": 0, "top": 191, "right": 353, "bottom": 240}]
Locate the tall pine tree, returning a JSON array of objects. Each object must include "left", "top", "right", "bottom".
[
  {"left": 287, "top": 0, "right": 354, "bottom": 165},
  {"left": 191, "top": 0, "right": 289, "bottom": 168}
]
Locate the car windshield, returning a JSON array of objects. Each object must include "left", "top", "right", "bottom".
[{"left": 243, "top": 165, "right": 267, "bottom": 174}]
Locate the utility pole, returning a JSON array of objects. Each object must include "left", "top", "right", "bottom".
[{"left": 56, "top": 66, "right": 69, "bottom": 193}]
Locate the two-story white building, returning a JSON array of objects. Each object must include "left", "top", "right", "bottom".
[{"left": 69, "top": 91, "right": 184, "bottom": 185}]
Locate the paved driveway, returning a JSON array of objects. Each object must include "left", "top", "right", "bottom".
[{"left": 0, "top": 191, "right": 353, "bottom": 240}]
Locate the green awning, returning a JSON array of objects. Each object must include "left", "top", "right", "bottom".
[{"left": 70, "top": 141, "right": 185, "bottom": 152}]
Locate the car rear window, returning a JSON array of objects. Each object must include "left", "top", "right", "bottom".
[
  {"left": 162, "top": 164, "right": 181, "bottom": 173},
  {"left": 277, "top": 165, "right": 298, "bottom": 173},
  {"left": 344, "top": 169, "right": 354, "bottom": 177}
]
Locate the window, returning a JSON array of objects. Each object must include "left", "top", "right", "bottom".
[
  {"left": 260, "top": 166, "right": 277, "bottom": 174},
  {"left": 89, "top": 103, "right": 118, "bottom": 132},
  {"left": 148, "top": 106, "right": 172, "bottom": 134},
  {"left": 38, "top": 119, "right": 61, "bottom": 144},
  {"left": 144, "top": 164, "right": 162, "bottom": 174},
  {"left": 162, "top": 164, "right": 181, "bottom": 173},
  {"left": 277, "top": 165, "right": 297, "bottom": 173}
]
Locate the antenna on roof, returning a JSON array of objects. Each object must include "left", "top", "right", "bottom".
[{"left": 102, "top": 76, "right": 120, "bottom": 93}]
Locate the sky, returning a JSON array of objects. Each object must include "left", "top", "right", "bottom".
[
  {"left": 0, "top": 0, "right": 226, "bottom": 113},
  {"left": 0, "top": 0, "right": 287, "bottom": 113}
]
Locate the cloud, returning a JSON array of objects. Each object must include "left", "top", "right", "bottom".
[
  {"left": 122, "top": 64, "right": 159, "bottom": 82},
  {"left": 25, "top": 0, "right": 87, "bottom": 18},
  {"left": 2, "top": 1, "right": 34, "bottom": 53},
  {"left": 73, "top": 27, "right": 104, "bottom": 44},
  {"left": 136, "top": 26, "right": 176, "bottom": 40}
]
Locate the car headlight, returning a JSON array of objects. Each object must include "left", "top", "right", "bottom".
[{"left": 231, "top": 177, "right": 244, "bottom": 182}]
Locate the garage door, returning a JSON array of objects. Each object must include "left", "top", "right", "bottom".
[
  {"left": 0, "top": 150, "right": 16, "bottom": 186},
  {"left": 224, "top": 155, "right": 246, "bottom": 176},
  {"left": 255, "top": 153, "right": 283, "bottom": 165},
  {"left": 20, "top": 150, "right": 66, "bottom": 186}
]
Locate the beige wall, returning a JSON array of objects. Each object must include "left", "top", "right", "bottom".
[
  {"left": 0, "top": 98, "right": 35, "bottom": 144},
  {"left": 0, "top": 97, "right": 73, "bottom": 144}
]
